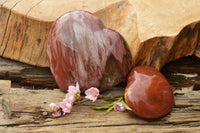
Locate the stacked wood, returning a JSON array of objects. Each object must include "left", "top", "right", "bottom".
[
  {"left": 0, "top": 0, "right": 200, "bottom": 69},
  {"left": 0, "top": 0, "right": 200, "bottom": 87}
]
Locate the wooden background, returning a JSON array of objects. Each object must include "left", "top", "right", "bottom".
[
  {"left": 0, "top": 0, "right": 200, "bottom": 132},
  {"left": 0, "top": 55, "right": 200, "bottom": 132}
]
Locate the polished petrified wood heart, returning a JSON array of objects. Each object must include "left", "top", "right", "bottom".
[{"left": 47, "top": 11, "right": 132, "bottom": 92}]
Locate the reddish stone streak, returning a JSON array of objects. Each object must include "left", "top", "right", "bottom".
[
  {"left": 47, "top": 11, "right": 132, "bottom": 92},
  {"left": 125, "top": 66, "right": 174, "bottom": 119}
]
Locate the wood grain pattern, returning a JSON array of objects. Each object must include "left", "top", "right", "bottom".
[
  {"left": 1, "top": 0, "right": 200, "bottom": 69},
  {"left": 0, "top": 0, "right": 52, "bottom": 66},
  {"left": 0, "top": 84, "right": 200, "bottom": 132},
  {"left": 0, "top": 0, "right": 131, "bottom": 67},
  {"left": 0, "top": 55, "right": 199, "bottom": 90},
  {"left": 135, "top": 22, "right": 200, "bottom": 69},
  {"left": 0, "top": 57, "right": 57, "bottom": 88},
  {"left": 0, "top": 56, "right": 200, "bottom": 132}
]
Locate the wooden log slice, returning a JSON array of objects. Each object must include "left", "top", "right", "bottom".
[
  {"left": 0, "top": 0, "right": 137, "bottom": 67},
  {"left": 0, "top": 0, "right": 200, "bottom": 70}
]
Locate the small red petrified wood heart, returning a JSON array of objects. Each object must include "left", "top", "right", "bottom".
[
  {"left": 125, "top": 66, "right": 175, "bottom": 119},
  {"left": 47, "top": 10, "right": 132, "bottom": 92}
]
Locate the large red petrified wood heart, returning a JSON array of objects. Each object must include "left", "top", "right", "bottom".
[{"left": 47, "top": 11, "right": 132, "bottom": 92}]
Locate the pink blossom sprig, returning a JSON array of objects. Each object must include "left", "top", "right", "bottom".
[
  {"left": 49, "top": 82, "right": 81, "bottom": 117},
  {"left": 49, "top": 83, "right": 100, "bottom": 117}
]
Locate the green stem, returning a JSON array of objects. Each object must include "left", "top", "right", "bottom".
[
  {"left": 106, "top": 104, "right": 115, "bottom": 113},
  {"left": 121, "top": 100, "right": 132, "bottom": 111},
  {"left": 91, "top": 97, "right": 123, "bottom": 111}
]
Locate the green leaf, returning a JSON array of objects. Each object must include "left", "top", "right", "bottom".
[{"left": 121, "top": 100, "right": 132, "bottom": 111}]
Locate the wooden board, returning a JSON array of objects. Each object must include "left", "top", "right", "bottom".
[
  {"left": 0, "top": 82, "right": 200, "bottom": 132},
  {"left": 0, "top": 56, "right": 200, "bottom": 132},
  {"left": 0, "top": 55, "right": 199, "bottom": 89},
  {"left": 0, "top": 57, "right": 57, "bottom": 88},
  {"left": 0, "top": 0, "right": 200, "bottom": 70}
]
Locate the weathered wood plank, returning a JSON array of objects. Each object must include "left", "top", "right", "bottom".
[
  {"left": 0, "top": 53, "right": 199, "bottom": 132},
  {"left": 0, "top": 85, "right": 200, "bottom": 132},
  {"left": 0, "top": 55, "right": 200, "bottom": 90},
  {"left": 0, "top": 57, "right": 57, "bottom": 88},
  {"left": 161, "top": 55, "right": 200, "bottom": 89}
]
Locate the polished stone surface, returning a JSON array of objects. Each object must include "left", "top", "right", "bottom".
[
  {"left": 125, "top": 66, "right": 174, "bottom": 119},
  {"left": 47, "top": 11, "right": 132, "bottom": 92}
]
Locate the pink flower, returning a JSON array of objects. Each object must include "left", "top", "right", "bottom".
[
  {"left": 59, "top": 100, "right": 72, "bottom": 115},
  {"left": 68, "top": 82, "right": 81, "bottom": 94},
  {"left": 85, "top": 87, "right": 99, "bottom": 102},
  {"left": 65, "top": 92, "right": 75, "bottom": 103},
  {"left": 49, "top": 103, "right": 61, "bottom": 117},
  {"left": 114, "top": 102, "right": 126, "bottom": 112}
]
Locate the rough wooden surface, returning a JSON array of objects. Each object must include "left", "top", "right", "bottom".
[
  {"left": 0, "top": 57, "right": 57, "bottom": 88},
  {"left": 0, "top": 55, "right": 200, "bottom": 89},
  {"left": 135, "top": 21, "right": 200, "bottom": 70},
  {"left": 161, "top": 55, "right": 200, "bottom": 89},
  {"left": 0, "top": 83, "right": 200, "bottom": 132},
  {"left": 0, "top": 0, "right": 200, "bottom": 70},
  {"left": 0, "top": 0, "right": 137, "bottom": 67},
  {"left": 0, "top": 56, "right": 200, "bottom": 132}
]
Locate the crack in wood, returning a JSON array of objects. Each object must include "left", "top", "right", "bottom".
[
  {"left": 0, "top": 121, "right": 40, "bottom": 127},
  {"left": 174, "top": 93, "right": 184, "bottom": 96},
  {"left": 25, "top": 0, "right": 44, "bottom": 63},
  {"left": 0, "top": 121, "right": 101, "bottom": 128},
  {"left": 0, "top": 7, "right": 11, "bottom": 49},
  {"left": 12, "top": 111, "right": 47, "bottom": 115},
  {"left": 2, "top": 29, "right": 11, "bottom": 56},
  {"left": 78, "top": 120, "right": 200, "bottom": 128},
  {"left": 18, "top": 0, "right": 45, "bottom": 62},
  {"left": 0, "top": 0, "right": 23, "bottom": 55},
  {"left": 18, "top": 0, "right": 44, "bottom": 60},
  {"left": 26, "top": 0, "right": 44, "bottom": 16},
  {"left": 173, "top": 105, "right": 193, "bottom": 108},
  {"left": 167, "top": 121, "right": 200, "bottom": 127},
  {"left": 1, "top": 0, "right": 8, "bottom": 6}
]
